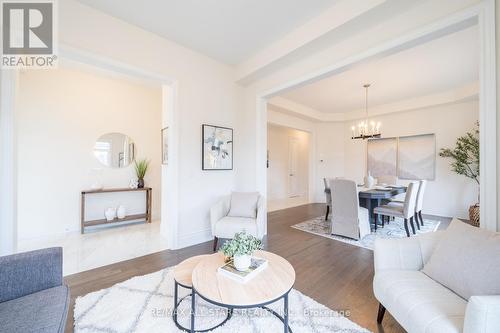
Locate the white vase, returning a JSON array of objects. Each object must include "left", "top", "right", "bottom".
[
  {"left": 117, "top": 205, "right": 126, "bottom": 219},
  {"left": 104, "top": 207, "right": 116, "bottom": 221},
  {"left": 233, "top": 254, "right": 251, "bottom": 271},
  {"left": 364, "top": 172, "right": 375, "bottom": 188}
]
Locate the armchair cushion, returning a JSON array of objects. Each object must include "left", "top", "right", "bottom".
[
  {"left": 422, "top": 219, "right": 500, "bottom": 300},
  {"left": 227, "top": 192, "right": 259, "bottom": 218},
  {"left": 214, "top": 216, "right": 258, "bottom": 239}
]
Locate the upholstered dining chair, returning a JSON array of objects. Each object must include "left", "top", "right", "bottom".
[
  {"left": 373, "top": 181, "right": 419, "bottom": 237},
  {"left": 323, "top": 178, "right": 333, "bottom": 221},
  {"left": 210, "top": 192, "right": 265, "bottom": 251},
  {"left": 330, "top": 179, "right": 371, "bottom": 240},
  {"left": 389, "top": 180, "right": 427, "bottom": 227}
]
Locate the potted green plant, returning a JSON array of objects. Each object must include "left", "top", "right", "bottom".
[
  {"left": 439, "top": 122, "right": 479, "bottom": 226},
  {"left": 134, "top": 159, "right": 150, "bottom": 189},
  {"left": 220, "top": 231, "right": 263, "bottom": 271}
]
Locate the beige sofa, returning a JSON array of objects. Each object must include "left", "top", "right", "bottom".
[{"left": 373, "top": 231, "right": 500, "bottom": 333}]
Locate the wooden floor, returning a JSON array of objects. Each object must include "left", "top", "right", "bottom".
[{"left": 64, "top": 203, "right": 451, "bottom": 333}]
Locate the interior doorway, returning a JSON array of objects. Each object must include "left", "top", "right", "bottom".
[{"left": 267, "top": 124, "right": 311, "bottom": 212}]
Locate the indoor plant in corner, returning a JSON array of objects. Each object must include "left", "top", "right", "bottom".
[
  {"left": 439, "top": 122, "right": 480, "bottom": 226},
  {"left": 220, "top": 231, "right": 263, "bottom": 271},
  {"left": 134, "top": 159, "right": 150, "bottom": 189}
]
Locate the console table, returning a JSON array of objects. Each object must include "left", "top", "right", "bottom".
[{"left": 80, "top": 187, "right": 152, "bottom": 234}]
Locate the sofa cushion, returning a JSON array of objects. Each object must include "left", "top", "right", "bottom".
[
  {"left": 422, "top": 219, "right": 500, "bottom": 300},
  {"left": 374, "top": 270, "right": 466, "bottom": 333},
  {"left": 227, "top": 192, "right": 259, "bottom": 218},
  {"left": 0, "top": 285, "right": 69, "bottom": 333},
  {"left": 214, "top": 216, "right": 258, "bottom": 239}
]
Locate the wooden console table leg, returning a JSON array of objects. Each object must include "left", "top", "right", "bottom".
[
  {"left": 80, "top": 193, "right": 85, "bottom": 234},
  {"left": 146, "top": 188, "right": 152, "bottom": 223}
]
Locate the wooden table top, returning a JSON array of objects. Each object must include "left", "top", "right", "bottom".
[
  {"left": 173, "top": 254, "right": 211, "bottom": 287},
  {"left": 191, "top": 250, "right": 295, "bottom": 307}
]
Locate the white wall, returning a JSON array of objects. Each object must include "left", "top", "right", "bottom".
[
  {"left": 267, "top": 125, "right": 310, "bottom": 200},
  {"left": 16, "top": 67, "right": 162, "bottom": 239},
  {"left": 495, "top": 0, "right": 500, "bottom": 231},
  {"left": 56, "top": 0, "right": 243, "bottom": 248},
  {"left": 269, "top": 98, "right": 479, "bottom": 219},
  {"left": 315, "top": 122, "right": 345, "bottom": 202},
  {"left": 343, "top": 99, "right": 479, "bottom": 219}
]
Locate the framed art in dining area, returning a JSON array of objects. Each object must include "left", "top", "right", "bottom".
[
  {"left": 398, "top": 133, "right": 436, "bottom": 180},
  {"left": 202, "top": 124, "right": 233, "bottom": 170},
  {"left": 161, "top": 127, "right": 168, "bottom": 165},
  {"left": 367, "top": 137, "right": 397, "bottom": 178}
]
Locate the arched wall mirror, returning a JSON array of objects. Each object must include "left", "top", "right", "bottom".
[{"left": 94, "top": 132, "right": 135, "bottom": 168}]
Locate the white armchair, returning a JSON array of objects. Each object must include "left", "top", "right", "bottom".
[
  {"left": 373, "top": 232, "right": 500, "bottom": 333},
  {"left": 210, "top": 192, "right": 266, "bottom": 251}
]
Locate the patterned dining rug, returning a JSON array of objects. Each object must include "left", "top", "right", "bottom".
[
  {"left": 74, "top": 267, "right": 370, "bottom": 333},
  {"left": 292, "top": 216, "right": 440, "bottom": 250}
]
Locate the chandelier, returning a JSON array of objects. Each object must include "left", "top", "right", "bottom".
[{"left": 351, "top": 84, "right": 381, "bottom": 140}]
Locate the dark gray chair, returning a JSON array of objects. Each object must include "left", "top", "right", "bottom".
[
  {"left": 323, "top": 178, "right": 332, "bottom": 220},
  {"left": 0, "top": 247, "right": 69, "bottom": 333}
]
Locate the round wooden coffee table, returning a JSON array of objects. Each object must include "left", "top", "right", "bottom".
[
  {"left": 173, "top": 255, "right": 232, "bottom": 332},
  {"left": 191, "top": 250, "right": 295, "bottom": 333}
]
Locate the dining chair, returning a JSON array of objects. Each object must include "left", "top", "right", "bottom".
[
  {"left": 330, "top": 179, "right": 371, "bottom": 240},
  {"left": 373, "top": 181, "right": 419, "bottom": 237},
  {"left": 323, "top": 178, "right": 332, "bottom": 221},
  {"left": 389, "top": 180, "right": 427, "bottom": 227}
]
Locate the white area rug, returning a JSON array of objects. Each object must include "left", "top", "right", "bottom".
[
  {"left": 74, "top": 267, "right": 371, "bottom": 333},
  {"left": 292, "top": 216, "right": 440, "bottom": 250}
]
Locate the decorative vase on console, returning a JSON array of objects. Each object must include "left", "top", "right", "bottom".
[
  {"left": 104, "top": 207, "right": 117, "bottom": 221},
  {"left": 117, "top": 205, "right": 126, "bottom": 219},
  {"left": 129, "top": 179, "right": 138, "bottom": 189}
]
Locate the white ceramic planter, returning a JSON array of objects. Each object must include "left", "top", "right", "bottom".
[{"left": 233, "top": 254, "right": 251, "bottom": 271}]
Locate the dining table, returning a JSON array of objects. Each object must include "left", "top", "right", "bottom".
[
  {"left": 358, "top": 186, "right": 407, "bottom": 228},
  {"left": 324, "top": 185, "right": 407, "bottom": 229}
]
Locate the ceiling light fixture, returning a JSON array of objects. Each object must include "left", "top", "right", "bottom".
[{"left": 351, "top": 84, "right": 381, "bottom": 140}]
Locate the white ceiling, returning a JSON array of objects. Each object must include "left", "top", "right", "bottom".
[
  {"left": 280, "top": 25, "right": 479, "bottom": 113},
  {"left": 76, "top": 0, "right": 337, "bottom": 64}
]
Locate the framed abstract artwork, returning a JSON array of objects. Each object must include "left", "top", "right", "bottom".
[
  {"left": 367, "top": 137, "right": 397, "bottom": 178},
  {"left": 161, "top": 127, "right": 168, "bottom": 165},
  {"left": 202, "top": 124, "right": 233, "bottom": 170},
  {"left": 398, "top": 134, "right": 436, "bottom": 180}
]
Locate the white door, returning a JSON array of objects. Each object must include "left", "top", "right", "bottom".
[{"left": 288, "top": 137, "right": 300, "bottom": 197}]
